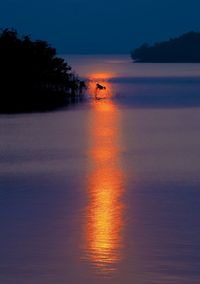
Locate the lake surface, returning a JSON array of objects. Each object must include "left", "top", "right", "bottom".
[{"left": 1, "top": 55, "right": 200, "bottom": 284}]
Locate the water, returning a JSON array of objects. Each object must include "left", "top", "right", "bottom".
[{"left": 1, "top": 55, "right": 200, "bottom": 284}]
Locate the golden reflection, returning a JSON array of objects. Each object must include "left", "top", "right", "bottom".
[
  {"left": 84, "top": 76, "right": 125, "bottom": 275},
  {"left": 87, "top": 72, "right": 114, "bottom": 99},
  {"left": 89, "top": 72, "right": 115, "bottom": 81}
]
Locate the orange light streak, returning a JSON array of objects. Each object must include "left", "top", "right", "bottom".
[{"left": 84, "top": 74, "right": 125, "bottom": 275}]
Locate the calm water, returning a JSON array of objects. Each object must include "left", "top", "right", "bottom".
[{"left": 1, "top": 55, "right": 200, "bottom": 284}]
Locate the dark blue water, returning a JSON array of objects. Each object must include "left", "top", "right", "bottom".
[{"left": 0, "top": 55, "right": 200, "bottom": 283}]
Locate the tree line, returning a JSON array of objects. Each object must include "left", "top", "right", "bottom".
[
  {"left": 131, "top": 31, "right": 200, "bottom": 62},
  {"left": 0, "top": 28, "right": 86, "bottom": 112}
]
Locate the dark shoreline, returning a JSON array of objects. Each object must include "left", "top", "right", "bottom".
[
  {"left": 0, "top": 92, "right": 86, "bottom": 114},
  {"left": 0, "top": 29, "right": 86, "bottom": 113},
  {"left": 131, "top": 31, "right": 200, "bottom": 63}
]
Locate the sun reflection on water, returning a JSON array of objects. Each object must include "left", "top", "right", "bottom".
[
  {"left": 84, "top": 74, "right": 125, "bottom": 275},
  {"left": 87, "top": 72, "right": 114, "bottom": 100}
]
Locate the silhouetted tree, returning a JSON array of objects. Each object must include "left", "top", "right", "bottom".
[
  {"left": 131, "top": 31, "right": 200, "bottom": 62},
  {"left": 0, "top": 28, "right": 86, "bottom": 112}
]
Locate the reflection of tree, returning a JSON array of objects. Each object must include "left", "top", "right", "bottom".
[{"left": 0, "top": 29, "right": 86, "bottom": 112}]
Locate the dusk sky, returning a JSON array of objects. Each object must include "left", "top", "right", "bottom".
[{"left": 1, "top": 0, "right": 200, "bottom": 53}]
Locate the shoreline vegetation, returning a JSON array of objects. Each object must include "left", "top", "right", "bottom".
[
  {"left": 0, "top": 29, "right": 86, "bottom": 113},
  {"left": 131, "top": 31, "right": 200, "bottom": 63}
]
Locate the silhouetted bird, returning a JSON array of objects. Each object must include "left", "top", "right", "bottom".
[{"left": 96, "top": 83, "right": 106, "bottom": 90}]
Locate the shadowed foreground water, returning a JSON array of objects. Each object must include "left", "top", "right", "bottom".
[{"left": 0, "top": 55, "right": 200, "bottom": 283}]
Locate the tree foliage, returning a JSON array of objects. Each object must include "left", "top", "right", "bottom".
[
  {"left": 131, "top": 32, "right": 200, "bottom": 62},
  {"left": 0, "top": 29, "right": 86, "bottom": 112}
]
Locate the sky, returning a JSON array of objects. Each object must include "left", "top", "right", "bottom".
[{"left": 1, "top": 0, "right": 200, "bottom": 54}]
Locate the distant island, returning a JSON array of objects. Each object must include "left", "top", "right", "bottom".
[
  {"left": 131, "top": 31, "right": 200, "bottom": 63},
  {"left": 0, "top": 29, "right": 86, "bottom": 113}
]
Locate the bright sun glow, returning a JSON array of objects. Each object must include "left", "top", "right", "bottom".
[
  {"left": 88, "top": 72, "right": 115, "bottom": 81},
  {"left": 87, "top": 72, "right": 114, "bottom": 99}
]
